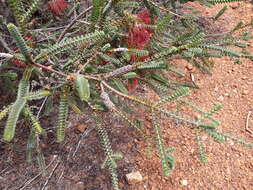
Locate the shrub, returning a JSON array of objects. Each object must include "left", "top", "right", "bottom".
[{"left": 0, "top": 0, "right": 252, "bottom": 189}]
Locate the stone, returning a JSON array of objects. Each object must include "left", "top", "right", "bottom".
[
  {"left": 126, "top": 171, "right": 143, "bottom": 184},
  {"left": 186, "top": 64, "right": 194, "bottom": 71},
  {"left": 217, "top": 95, "right": 224, "bottom": 101},
  {"left": 75, "top": 124, "right": 88, "bottom": 132},
  {"left": 180, "top": 179, "right": 188, "bottom": 186},
  {"left": 242, "top": 90, "right": 249, "bottom": 95}
]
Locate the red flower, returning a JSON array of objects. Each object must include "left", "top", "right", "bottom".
[
  {"left": 127, "top": 26, "right": 152, "bottom": 49},
  {"left": 125, "top": 9, "right": 154, "bottom": 92},
  {"left": 48, "top": 0, "right": 68, "bottom": 15},
  {"left": 137, "top": 9, "right": 152, "bottom": 25},
  {"left": 127, "top": 9, "right": 154, "bottom": 50},
  {"left": 12, "top": 59, "right": 25, "bottom": 67},
  {"left": 127, "top": 78, "right": 138, "bottom": 92},
  {"left": 25, "top": 36, "right": 33, "bottom": 40}
]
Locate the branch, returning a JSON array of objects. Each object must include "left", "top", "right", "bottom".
[
  {"left": 0, "top": 53, "right": 13, "bottom": 59},
  {"left": 56, "top": 6, "right": 93, "bottom": 43}
]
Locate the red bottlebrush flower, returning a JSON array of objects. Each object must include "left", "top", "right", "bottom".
[
  {"left": 127, "top": 26, "right": 151, "bottom": 49},
  {"left": 136, "top": 9, "right": 151, "bottom": 25},
  {"left": 12, "top": 59, "right": 25, "bottom": 67},
  {"left": 127, "top": 78, "right": 138, "bottom": 92},
  {"left": 127, "top": 9, "right": 153, "bottom": 50},
  {"left": 100, "top": 59, "right": 109, "bottom": 65},
  {"left": 48, "top": 0, "right": 68, "bottom": 15},
  {"left": 25, "top": 35, "right": 33, "bottom": 40},
  {"left": 125, "top": 9, "right": 154, "bottom": 92}
]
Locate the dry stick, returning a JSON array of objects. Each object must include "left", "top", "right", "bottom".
[
  {"left": 41, "top": 159, "right": 61, "bottom": 190},
  {"left": 246, "top": 110, "right": 253, "bottom": 135},
  {"left": 34, "top": 63, "right": 67, "bottom": 77},
  {"left": 34, "top": 62, "right": 99, "bottom": 82},
  {"left": 0, "top": 52, "right": 13, "bottom": 58},
  {"left": 57, "top": 168, "right": 65, "bottom": 183},
  {"left": 36, "top": 97, "right": 48, "bottom": 119},
  {"left": 72, "top": 125, "right": 96, "bottom": 157},
  {"left": 56, "top": 6, "right": 93, "bottom": 43},
  {"left": 0, "top": 36, "right": 12, "bottom": 52},
  {"left": 101, "top": 81, "right": 154, "bottom": 108},
  {"left": 18, "top": 156, "right": 58, "bottom": 190},
  {"left": 77, "top": 51, "right": 98, "bottom": 74},
  {"left": 147, "top": 0, "right": 183, "bottom": 18}
]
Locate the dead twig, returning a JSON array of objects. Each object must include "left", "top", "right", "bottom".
[
  {"left": 18, "top": 156, "right": 58, "bottom": 190},
  {"left": 41, "top": 159, "right": 61, "bottom": 190},
  {"left": 72, "top": 125, "right": 95, "bottom": 157},
  {"left": 246, "top": 110, "right": 253, "bottom": 136},
  {"left": 56, "top": 6, "right": 93, "bottom": 43},
  {"left": 0, "top": 36, "right": 12, "bottom": 53}
]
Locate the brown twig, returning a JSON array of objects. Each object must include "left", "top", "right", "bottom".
[
  {"left": 0, "top": 36, "right": 12, "bottom": 53},
  {"left": 34, "top": 63, "right": 67, "bottom": 77},
  {"left": 56, "top": 6, "right": 93, "bottom": 43},
  {"left": 146, "top": 0, "right": 184, "bottom": 18},
  {"left": 72, "top": 125, "right": 95, "bottom": 157},
  {"left": 18, "top": 156, "right": 58, "bottom": 190},
  {"left": 246, "top": 110, "right": 253, "bottom": 136},
  {"left": 77, "top": 51, "right": 98, "bottom": 74},
  {"left": 41, "top": 159, "right": 61, "bottom": 190},
  {"left": 101, "top": 81, "right": 154, "bottom": 109}
]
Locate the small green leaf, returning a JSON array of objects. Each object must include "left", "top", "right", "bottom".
[
  {"left": 113, "top": 79, "right": 128, "bottom": 94},
  {"left": 24, "top": 90, "right": 51, "bottom": 100},
  {"left": 122, "top": 72, "right": 137, "bottom": 79},
  {"left": 74, "top": 74, "right": 90, "bottom": 102},
  {"left": 111, "top": 153, "right": 123, "bottom": 159}
]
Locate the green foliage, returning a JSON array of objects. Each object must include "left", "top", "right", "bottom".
[
  {"left": 7, "top": 0, "right": 26, "bottom": 28},
  {"left": 24, "top": 90, "right": 51, "bottom": 100},
  {"left": 23, "top": 106, "right": 44, "bottom": 135},
  {"left": 21, "top": 0, "right": 41, "bottom": 23},
  {"left": 7, "top": 23, "right": 32, "bottom": 63},
  {"left": 1, "top": 1, "right": 253, "bottom": 189},
  {"left": 3, "top": 67, "right": 32, "bottom": 141},
  {"left": 214, "top": 5, "right": 227, "bottom": 20},
  {"left": 74, "top": 74, "right": 90, "bottom": 102},
  {"left": 91, "top": 0, "right": 105, "bottom": 30},
  {"left": 35, "top": 30, "right": 106, "bottom": 62},
  {"left": 56, "top": 91, "right": 69, "bottom": 142},
  {"left": 95, "top": 114, "right": 120, "bottom": 190},
  {"left": 0, "top": 105, "right": 12, "bottom": 121},
  {"left": 148, "top": 13, "right": 172, "bottom": 49},
  {"left": 152, "top": 110, "right": 174, "bottom": 176},
  {"left": 156, "top": 87, "right": 189, "bottom": 106},
  {"left": 208, "top": 0, "right": 248, "bottom": 4}
]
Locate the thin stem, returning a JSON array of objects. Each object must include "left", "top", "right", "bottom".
[
  {"left": 77, "top": 51, "right": 98, "bottom": 74},
  {"left": 34, "top": 63, "right": 67, "bottom": 77},
  {"left": 57, "top": 6, "right": 93, "bottom": 43},
  {"left": 0, "top": 36, "right": 12, "bottom": 52}
]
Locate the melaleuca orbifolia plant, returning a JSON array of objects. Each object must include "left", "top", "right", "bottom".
[{"left": 0, "top": 0, "right": 252, "bottom": 189}]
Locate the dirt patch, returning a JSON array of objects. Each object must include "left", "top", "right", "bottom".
[
  {"left": 0, "top": 2, "right": 253, "bottom": 190},
  {"left": 128, "top": 2, "right": 253, "bottom": 190}
]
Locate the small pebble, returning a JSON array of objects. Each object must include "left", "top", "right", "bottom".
[
  {"left": 217, "top": 95, "right": 224, "bottom": 101},
  {"left": 126, "top": 171, "right": 143, "bottom": 184},
  {"left": 180, "top": 179, "right": 188, "bottom": 186},
  {"left": 186, "top": 64, "right": 194, "bottom": 71},
  {"left": 75, "top": 124, "right": 88, "bottom": 132},
  {"left": 242, "top": 90, "right": 249, "bottom": 95}
]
